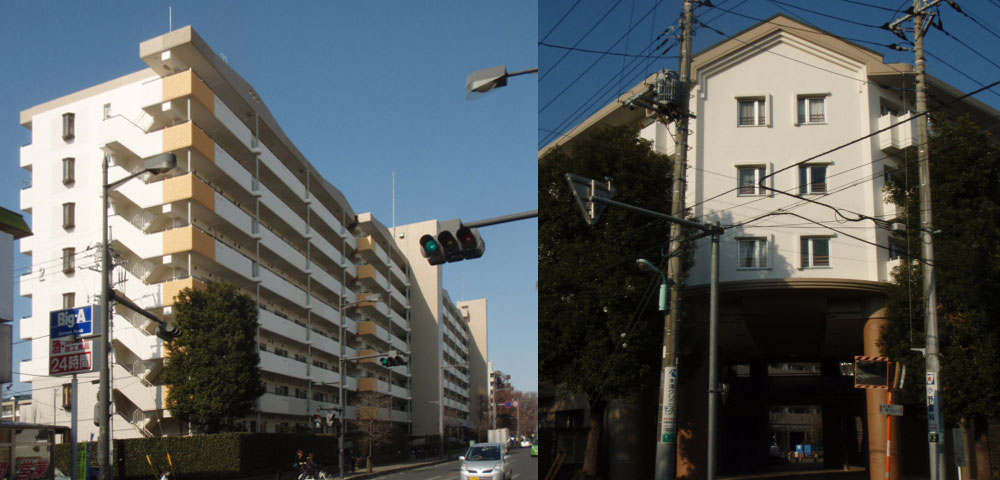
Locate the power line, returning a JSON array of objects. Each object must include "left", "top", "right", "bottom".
[
  {"left": 540, "top": 0, "right": 628, "bottom": 82},
  {"left": 768, "top": 0, "right": 886, "bottom": 29},
  {"left": 539, "top": 41, "right": 680, "bottom": 59},
  {"left": 541, "top": 0, "right": 587, "bottom": 43}
]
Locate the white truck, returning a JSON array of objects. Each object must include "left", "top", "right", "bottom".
[{"left": 488, "top": 427, "right": 511, "bottom": 452}]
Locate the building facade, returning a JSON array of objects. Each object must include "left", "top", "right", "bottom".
[
  {"left": 541, "top": 15, "right": 999, "bottom": 479},
  {"left": 391, "top": 220, "right": 487, "bottom": 440},
  {"left": 17, "top": 26, "right": 411, "bottom": 439}
]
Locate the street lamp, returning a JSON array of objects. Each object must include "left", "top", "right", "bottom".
[
  {"left": 99, "top": 152, "right": 176, "bottom": 480},
  {"left": 637, "top": 259, "right": 673, "bottom": 312},
  {"left": 465, "top": 65, "right": 538, "bottom": 99},
  {"left": 337, "top": 293, "right": 382, "bottom": 479}
]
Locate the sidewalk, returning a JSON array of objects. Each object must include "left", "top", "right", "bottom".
[{"left": 239, "top": 455, "right": 458, "bottom": 480}]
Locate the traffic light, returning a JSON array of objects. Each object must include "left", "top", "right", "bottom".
[
  {"left": 313, "top": 414, "right": 322, "bottom": 430},
  {"left": 379, "top": 350, "right": 407, "bottom": 367},
  {"left": 456, "top": 225, "right": 485, "bottom": 260},
  {"left": 419, "top": 219, "right": 486, "bottom": 265},
  {"left": 156, "top": 322, "right": 182, "bottom": 341}
]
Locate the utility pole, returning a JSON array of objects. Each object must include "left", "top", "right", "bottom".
[
  {"left": 888, "top": 2, "right": 944, "bottom": 478},
  {"left": 658, "top": 1, "right": 694, "bottom": 479}
]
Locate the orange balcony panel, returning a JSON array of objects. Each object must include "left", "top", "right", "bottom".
[
  {"left": 359, "top": 406, "right": 379, "bottom": 420},
  {"left": 357, "top": 235, "right": 374, "bottom": 253},
  {"left": 358, "top": 264, "right": 376, "bottom": 280},
  {"left": 163, "top": 226, "right": 215, "bottom": 260},
  {"left": 162, "top": 173, "right": 215, "bottom": 210},
  {"left": 359, "top": 348, "right": 377, "bottom": 364},
  {"left": 162, "top": 122, "right": 215, "bottom": 162},
  {"left": 162, "top": 70, "right": 215, "bottom": 114},
  {"left": 358, "top": 321, "right": 377, "bottom": 337},
  {"left": 163, "top": 278, "right": 207, "bottom": 306},
  {"left": 359, "top": 378, "right": 377, "bottom": 392}
]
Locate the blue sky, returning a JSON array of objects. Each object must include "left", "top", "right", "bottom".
[
  {"left": 540, "top": 0, "right": 1000, "bottom": 148},
  {"left": 1, "top": 2, "right": 537, "bottom": 396}
]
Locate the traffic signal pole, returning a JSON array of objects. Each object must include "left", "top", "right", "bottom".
[
  {"left": 660, "top": 2, "right": 694, "bottom": 478},
  {"left": 577, "top": 183, "right": 724, "bottom": 480}
]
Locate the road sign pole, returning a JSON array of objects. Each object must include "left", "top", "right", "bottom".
[{"left": 71, "top": 374, "right": 78, "bottom": 480}]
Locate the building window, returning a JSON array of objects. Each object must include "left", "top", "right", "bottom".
[
  {"left": 62, "top": 292, "right": 75, "bottom": 309},
  {"left": 62, "top": 158, "right": 75, "bottom": 185},
  {"left": 799, "top": 165, "right": 827, "bottom": 194},
  {"left": 103, "top": 103, "right": 111, "bottom": 120},
  {"left": 62, "top": 203, "right": 75, "bottom": 229},
  {"left": 62, "top": 384, "right": 72, "bottom": 410},
  {"left": 62, "top": 247, "right": 75, "bottom": 273},
  {"left": 738, "top": 98, "right": 766, "bottom": 126},
  {"left": 312, "top": 392, "right": 326, "bottom": 402},
  {"left": 797, "top": 96, "right": 826, "bottom": 124},
  {"left": 883, "top": 166, "right": 897, "bottom": 185},
  {"left": 737, "top": 238, "right": 768, "bottom": 269},
  {"left": 888, "top": 238, "right": 908, "bottom": 261},
  {"left": 275, "top": 385, "right": 289, "bottom": 396},
  {"left": 62, "top": 113, "right": 75, "bottom": 140},
  {"left": 737, "top": 166, "right": 767, "bottom": 196},
  {"left": 801, "top": 237, "right": 831, "bottom": 268}
]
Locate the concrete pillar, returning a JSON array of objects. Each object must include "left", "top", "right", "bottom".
[{"left": 863, "top": 309, "right": 901, "bottom": 480}]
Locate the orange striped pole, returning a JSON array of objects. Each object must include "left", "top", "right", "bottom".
[{"left": 886, "top": 390, "right": 893, "bottom": 480}]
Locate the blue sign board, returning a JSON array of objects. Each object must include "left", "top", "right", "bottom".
[{"left": 50, "top": 305, "right": 98, "bottom": 338}]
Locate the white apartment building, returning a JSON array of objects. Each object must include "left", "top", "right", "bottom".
[
  {"left": 541, "top": 14, "right": 1000, "bottom": 478},
  {"left": 391, "top": 220, "right": 488, "bottom": 439},
  {"left": 17, "top": 26, "right": 412, "bottom": 439}
]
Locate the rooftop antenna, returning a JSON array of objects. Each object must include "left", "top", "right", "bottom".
[
  {"left": 169, "top": 6, "right": 173, "bottom": 32},
  {"left": 392, "top": 171, "right": 396, "bottom": 233}
]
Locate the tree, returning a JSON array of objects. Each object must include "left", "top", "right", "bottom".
[
  {"left": 162, "top": 281, "right": 265, "bottom": 433},
  {"left": 881, "top": 113, "right": 1000, "bottom": 478},
  {"left": 540, "top": 124, "right": 676, "bottom": 477},
  {"left": 348, "top": 390, "right": 393, "bottom": 471}
]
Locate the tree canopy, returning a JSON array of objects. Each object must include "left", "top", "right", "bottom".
[
  {"left": 539, "top": 124, "right": 675, "bottom": 404},
  {"left": 881, "top": 113, "right": 1000, "bottom": 424},
  {"left": 162, "top": 281, "right": 265, "bottom": 433}
]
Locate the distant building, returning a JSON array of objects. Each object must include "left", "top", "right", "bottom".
[
  {"left": 0, "top": 206, "right": 30, "bottom": 386},
  {"left": 392, "top": 219, "right": 487, "bottom": 440},
  {"left": 17, "top": 26, "right": 411, "bottom": 438}
]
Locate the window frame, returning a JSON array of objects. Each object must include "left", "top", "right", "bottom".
[
  {"left": 737, "top": 166, "right": 768, "bottom": 196},
  {"left": 62, "top": 202, "right": 75, "bottom": 229},
  {"left": 796, "top": 95, "right": 827, "bottom": 125},
  {"left": 62, "top": 112, "right": 75, "bottom": 140},
  {"left": 800, "top": 236, "right": 832, "bottom": 269},
  {"left": 737, "top": 96, "right": 768, "bottom": 127},
  {"left": 62, "top": 247, "right": 75, "bottom": 273},
  {"left": 736, "top": 237, "right": 769, "bottom": 270},
  {"left": 62, "top": 157, "right": 75, "bottom": 185},
  {"left": 799, "top": 164, "right": 829, "bottom": 195},
  {"left": 888, "top": 237, "right": 909, "bottom": 261},
  {"left": 62, "top": 292, "right": 76, "bottom": 309}
]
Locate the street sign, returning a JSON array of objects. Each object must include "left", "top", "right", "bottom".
[
  {"left": 49, "top": 337, "right": 101, "bottom": 376},
  {"left": 926, "top": 372, "right": 941, "bottom": 435},
  {"left": 952, "top": 428, "right": 967, "bottom": 467},
  {"left": 661, "top": 366, "right": 677, "bottom": 444},
  {"left": 504, "top": 401, "right": 512, "bottom": 408},
  {"left": 49, "top": 305, "right": 100, "bottom": 339},
  {"left": 879, "top": 404, "right": 903, "bottom": 416},
  {"left": 565, "top": 173, "right": 615, "bottom": 226},
  {"left": 513, "top": 401, "right": 519, "bottom": 408}
]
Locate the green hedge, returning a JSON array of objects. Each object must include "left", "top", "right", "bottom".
[{"left": 55, "top": 433, "right": 344, "bottom": 479}]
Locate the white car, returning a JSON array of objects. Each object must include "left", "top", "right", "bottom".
[
  {"left": 520, "top": 439, "right": 531, "bottom": 448},
  {"left": 460, "top": 442, "right": 512, "bottom": 480}
]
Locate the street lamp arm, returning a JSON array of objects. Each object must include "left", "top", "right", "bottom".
[
  {"left": 105, "top": 170, "right": 149, "bottom": 192},
  {"left": 507, "top": 67, "right": 538, "bottom": 77}
]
